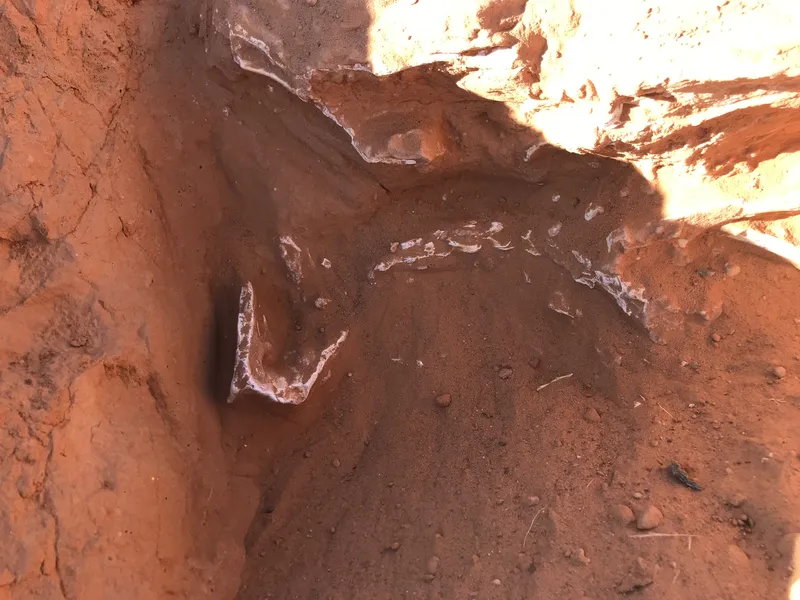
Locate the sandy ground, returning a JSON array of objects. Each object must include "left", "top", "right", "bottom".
[{"left": 2, "top": 2, "right": 800, "bottom": 599}]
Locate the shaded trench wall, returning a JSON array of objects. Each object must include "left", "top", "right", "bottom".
[
  {"left": 0, "top": 1, "right": 261, "bottom": 598},
  {"left": 1, "top": 0, "right": 396, "bottom": 597}
]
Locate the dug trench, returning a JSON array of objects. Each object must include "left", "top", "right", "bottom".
[{"left": 3, "top": 2, "right": 800, "bottom": 600}]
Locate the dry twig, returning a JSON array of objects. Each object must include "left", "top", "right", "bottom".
[
  {"left": 629, "top": 532, "right": 697, "bottom": 550},
  {"left": 658, "top": 403, "right": 675, "bottom": 420},
  {"left": 522, "top": 507, "right": 545, "bottom": 549},
  {"left": 536, "top": 373, "right": 573, "bottom": 392},
  {"left": 629, "top": 533, "right": 695, "bottom": 539}
]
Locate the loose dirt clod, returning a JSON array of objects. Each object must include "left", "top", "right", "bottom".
[
  {"left": 617, "top": 557, "right": 654, "bottom": 593},
  {"left": 570, "top": 548, "right": 591, "bottom": 566},
  {"left": 636, "top": 505, "right": 664, "bottom": 530},
  {"left": 725, "top": 264, "right": 741, "bottom": 277},
  {"left": 728, "top": 493, "right": 746, "bottom": 508},
  {"left": 728, "top": 544, "right": 750, "bottom": 568},
  {"left": 611, "top": 504, "right": 636, "bottom": 526},
  {"left": 426, "top": 556, "right": 440, "bottom": 575},
  {"left": 584, "top": 407, "right": 601, "bottom": 422},
  {"left": 435, "top": 393, "right": 452, "bottom": 407},
  {"left": 771, "top": 366, "right": 787, "bottom": 379},
  {"left": 498, "top": 367, "right": 514, "bottom": 380}
]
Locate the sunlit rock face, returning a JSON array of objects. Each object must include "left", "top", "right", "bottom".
[{"left": 209, "top": 0, "right": 800, "bottom": 340}]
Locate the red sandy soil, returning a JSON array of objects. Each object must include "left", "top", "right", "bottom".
[{"left": 2, "top": 2, "right": 800, "bottom": 600}]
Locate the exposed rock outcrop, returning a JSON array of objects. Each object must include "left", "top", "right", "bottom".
[{"left": 211, "top": 0, "right": 800, "bottom": 339}]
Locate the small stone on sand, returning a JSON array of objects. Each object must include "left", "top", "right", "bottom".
[
  {"left": 570, "top": 548, "right": 590, "bottom": 566},
  {"left": 725, "top": 264, "right": 741, "bottom": 277},
  {"left": 771, "top": 366, "right": 787, "bottom": 379},
  {"left": 636, "top": 505, "right": 664, "bottom": 530},
  {"left": 617, "top": 557, "right": 654, "bottom": 593},
  {"left": 498, "top": 367, "right": 514, "bottom": 380},
  {"left": 435, "top": 393, "right": 452, "bottom": 407},
  {"left": 426, "top": 556, "right": 440, "bottom": 575},
  {"left": 611, "top": 504, "right": 635, "bottom": 526},
  {"left": 584, "top": 408, "right": 601, "bottom": 422},
  {"left": 729, "top": 493, "right": 746, "bottom": 508},
  {"left": 728, "top": 544, "right": 750, "bottom": 567}
]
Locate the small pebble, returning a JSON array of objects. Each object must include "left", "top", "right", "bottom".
[
  {"left": 390, "top": 541, "right": 401, "bottom": 551},
  {"left": 530, "top": 357, "right": 541, "bottom": 369},
  {"left": 332, "top": 458, "right": 341, "bottom": 468},
  {"left": 330, "top": 527, "right": 336, "bottom": 534},
  {"left": 527, "top": 495, "right": 540, "bottom": 507},
  {"left": 711, "top": 333, "right": 721, "bottom": 343},
  {"left": 570, "top": 548, "right": 590, "bottom": 566},
  {"left": 632, "top": 492, "right": 643, "bottom": 500},
  {"left": 303, "top": 451, "right": 312, "bottom": 458},
  {"left": 725, "top": 264, "right": 741, "bottom": 277},
  {"left": 498, "top": 367, "right": 514, "bottom": 380},
  {"left": 584, "top": 408, "right": 601, "bottom": 422},
  {"left": 611, "top": 504, "right": 635, "bottom": 526},
  {"left": 725, "top": 467, "right": 733, "bottom": 475},
  {"left": 771, "top": 366, "right": 787, "bottom": 379},
  {"left": 729, "top": 493, "right": 746, "bottom": 508},
  {"left": 426, "top": 556, "right": 440, "bottom": 575},
  {"left": 636, "top": 505, "right": 664, "bottom": 530},
  {"left": 617, "top": 557, "right": 654, "bottom": 593},
  {"left": 728, "top": 544, "right": 750, "bottom": 567},
  {"left": 306, "top": 0, "right": 317, "bottom": 5},
  {"left": 491, "top": 579, "right": 502, "bottom": 586},
  {"left": 435, "top": 393, "right": 452, "bottom": 408}
]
